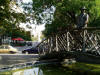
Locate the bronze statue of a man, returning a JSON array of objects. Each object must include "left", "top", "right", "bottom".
[{"left": 77, "top": 6, "right": 89, "bottom": 28}]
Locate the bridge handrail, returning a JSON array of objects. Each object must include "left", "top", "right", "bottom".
[
  {"left": 36, "top": 38, "right": 47, "bottom": 48},
  {"left": 73, "top": 27, "right": 100, "bottom": 30},
  {"left": 36, "top": 27, "right": 100, "bottom": 48},
  {"left": 36, "top": 27, "right": 100, "bottom": 56}
]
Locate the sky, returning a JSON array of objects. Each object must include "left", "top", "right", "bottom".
[
  {"left": 18, "top": 0, "right": 45, "bottom": 41},
  {"left": 13, "top": 0, "right": 56, "bottom": 41},
  {"left": 18, "top": 0, "right": 55, "bottom": 41},
  {"left": 19, "top": 0, "right": 45, "bottom": 32},
  {"left": 22, "top": 0, "right": 32, "bottom": 3}
]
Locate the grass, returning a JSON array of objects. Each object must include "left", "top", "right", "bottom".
[
  {"left": 62, "top": 62, "right": 100, "bottom": 75},
  {"left": 1, "top": 62, "right": 100, "bottom": 75}
]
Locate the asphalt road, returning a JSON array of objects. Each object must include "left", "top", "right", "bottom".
[{"left": 0, "top": 54, "right": 39, "bottom": 68}]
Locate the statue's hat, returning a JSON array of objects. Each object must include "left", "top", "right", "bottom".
[{"left": 81, "top": 6, "right": 87, "bottom": 10}]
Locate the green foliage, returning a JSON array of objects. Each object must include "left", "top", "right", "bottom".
[
  {"left": 2, "top": 62, "right": 100, "bottom": 75},
  {"left": 47, "top": 1, "right": 98, "bottom": 36},
  {"left": 11, "top": 28, "right": 32, "bottom": 41},
  {"left": 0, "top": 0, "right": 26, "bottom": 36},
  {"left": 65, "top": 62, "right": 100, "bottom": 75},
  {"left": 31, "top": 37, "right": 38, "bottom": 41},
  {"left": 32, "top": 0, "right": 100, "bottom": 36},
  {"left": 0, "top": 0, "right": 10, "bottom": 26},
  {"left": 89, "top": 0, "right": 100, "bottom": 27},
  {"left": 0, "top": 0, "right": 32, "bottom": 41}
]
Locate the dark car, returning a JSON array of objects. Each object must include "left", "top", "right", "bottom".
[{"left": 22, "top": 47, "right": 38, "bottom": 54}]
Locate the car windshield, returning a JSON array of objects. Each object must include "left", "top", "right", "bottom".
[
  {"left": 0, "top": 45, "right": 10, "bottom": 49},
  {"left": 31, "top": 47, "right": 35, "bottom": 49},
  {"left": 4, "top": 46, "right": 9, "bottom": 49}
]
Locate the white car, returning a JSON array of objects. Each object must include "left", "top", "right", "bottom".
[{"left": 0, "top": 45, "right": 18, "bottom": 54}]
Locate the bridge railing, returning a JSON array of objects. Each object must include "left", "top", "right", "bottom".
[{"left": 36, "top": 27, "right": 100, "bottom": 56}]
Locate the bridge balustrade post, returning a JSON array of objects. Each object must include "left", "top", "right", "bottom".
[
  {"left": 82, "top": 29, "right": 86, "bottom": 52},
  {"left": 49, "top": 37, "right": 53, "bottom": 53},
  {"left": 40, "top": 41, "right": 45, "bottom": 55},
  {"left": 67, "top": 32, "right": 69, "bottom": 51},
  {"left": 56, "top": 35, "right": 59, "bottom": 51},
  {"left": 37, "top": 47, "right": 41, "bottom": 57},
  {"left": 47, "top": 38, "right": 49, "bottom": 53}
]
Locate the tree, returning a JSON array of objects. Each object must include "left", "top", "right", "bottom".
[
  {"left": 0, "top": 0, "right": 33, "bottom": 44},
  {"left": 89, "top": 0, "right": 100, "bottom": 27},
  {"left": 0, "top": 0, "right": 26, "bottom": 36},
  {"left": 11, "top": 28, "right": 32, "bottom": 41},
  {"left": 32, "top": 0, "right": 100, "bottom": 36}
]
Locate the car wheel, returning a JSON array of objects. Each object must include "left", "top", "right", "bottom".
[{"left": 10, "top": 51, "right": 15, "bottom": 54}]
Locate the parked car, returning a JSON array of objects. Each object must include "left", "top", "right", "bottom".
[
  {"left": 0, "top": 45, "right": 18, "bottom": 54},
  {"left": 22, "top": 47, "right": 38, "bottom": 54}
]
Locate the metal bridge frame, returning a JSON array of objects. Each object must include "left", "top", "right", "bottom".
[{"left": 36, "top": 27, "right": 100, "bottom": 56}]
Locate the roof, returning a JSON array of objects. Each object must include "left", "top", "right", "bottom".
[{"left": 12, "top": 37, "right": 24, "bottom": 41}]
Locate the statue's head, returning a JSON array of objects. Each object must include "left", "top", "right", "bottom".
[{"left": 80, "top": 6, "right": 87, "bottom": 13}]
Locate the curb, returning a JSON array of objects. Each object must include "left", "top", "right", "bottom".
[{"left": 0, "top": 61, "right": 37, "bottom": 72}]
